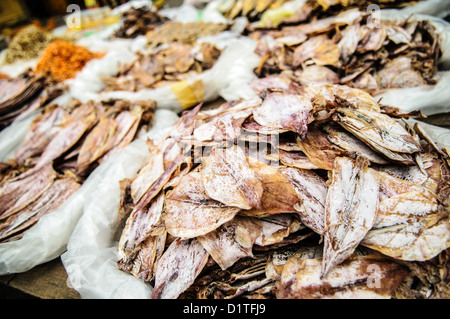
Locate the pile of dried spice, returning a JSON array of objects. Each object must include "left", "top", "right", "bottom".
[
  {"left": 34, "top": 40, "right": 104, "bottom": 82},
  {"left": 1, "top": 25, "right": 55, "bottom": 65}
]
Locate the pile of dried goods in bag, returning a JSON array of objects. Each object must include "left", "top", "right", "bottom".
[
  {"left": 146, "top": 21, "right": 228, "bottom": 48},
  {"left": 34, "top": 40, "right": 104, "bottom": 82},
  {"left": 216, "top": 0, "right": 420, "bottom": 24},
  {"left": 116, "top": 82, "right": 449, "bottom": 299},
  {"left": 0, "top": 99, "right": 156, "bottom": 243},
  {"left": 114, "top": 6, "right": 169, "bottom": 39},
  {"left": 250, "top": 9, "right": 440, "bottom": 95},
  {"left": 1, "top": 25, "right": 56, "bottom": 65},
  {"left": 0, "top": 71, "right": 64, "bottom": 130},
  {"left": 103, "top": 42, "right": 221, "bottom": 91}
]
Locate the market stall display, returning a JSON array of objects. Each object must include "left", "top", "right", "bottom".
[
  {"left": 251, "top": 9, "right": 440, "bottom": 95},
  {"left": 0, "top": 0, "right": 448, "bottom": 300},
  {"left": 112, "top": 83, "right": 449, "bottom": 299}
]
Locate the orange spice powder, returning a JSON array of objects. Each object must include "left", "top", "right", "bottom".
[{"left": 35, "top": 40, "right": 104, "bottom": 82}]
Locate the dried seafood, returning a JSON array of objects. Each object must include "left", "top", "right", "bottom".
[
  {"left": 103, "top": 42, "right": 221, "bottom": 92},
  {"left": 34, "top": 40, "right": 104, "bottom": 82},
  {"left": 116, "top": 83, "right": 449, "bottom": 299},
  {"left": 251, "top": 9, "right": 440, "bottom": 95},
  {"left": 0, "top": 163, "right": 80, "bottom": 242},
  {"left": 0, "top": 71, "right": 64, "bottom": 130},
  {"left": 114, "top": 6, "right": 168, "bottom": 39},
  {"left": 146, "top": 21, "right": 228, "bottom": 48},
  {"left": 0, "top": 98, "right": 156, "bottom": 242}
]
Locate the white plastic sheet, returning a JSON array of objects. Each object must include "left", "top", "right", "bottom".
[
  {"left": 61, "top": 109, "right": 178, "bottom": 298},
  {"left": 0, "top": 109, "right": 178, "bottom": 276}
]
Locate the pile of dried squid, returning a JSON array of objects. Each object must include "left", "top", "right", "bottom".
[
  {"left": 116, "top": 83, "right": 449, "bottom": 299},
  {"left": 0, "top": 98, "right": 156, "bottom": 243},
  {"left": 250, "top": 8, "right": 440, "bottom": 95},
  {"left": 102, "top": 42, "right": 222, "bottom": 92}
]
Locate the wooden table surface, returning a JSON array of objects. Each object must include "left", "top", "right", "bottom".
[{"left": 0, "top": 109, "right": 448, "bottom": 299}]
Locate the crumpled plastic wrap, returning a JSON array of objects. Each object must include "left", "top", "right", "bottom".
[
  {"left": 61, "top": 109, "right": 178, "bottom": 298},
  {"left": 0, "top": 109, "right": 178, "bottom": 275}
]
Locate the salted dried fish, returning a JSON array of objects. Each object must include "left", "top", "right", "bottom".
[
  {"left": 152, "top": 238, "right": 209, "bottom": 299},
  {"left": 322, "top": 156, "right": 380, "bottom": 277}
]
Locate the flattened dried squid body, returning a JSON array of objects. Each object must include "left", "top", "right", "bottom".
[
  {"left": 201, "top": 145, "right": 263, "bottom": 210},
  {"left": 322, "top": 156, "right": 380, "bottom": 278},
  {"left": 277, "top": 251, "right": 409, "bottom": 299},
  {"left": 197, "top": 216, "right": 262, "bottom": 270},
  {"left": 253, "top": 90, "right": 313, "bottom": 139},
  {"left": 164, "top": 171, "right": 241, "bottom": 238},
  {"left": 151, "top": 238, "right": 209, "bottom": 299}
]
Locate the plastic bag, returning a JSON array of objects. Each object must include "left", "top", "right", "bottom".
[
  {"left": 0, "top": 109, "right": 178, "bottom": 275},
  {"left": 61, "top": 109, "right": 178, "bottom": 298}
]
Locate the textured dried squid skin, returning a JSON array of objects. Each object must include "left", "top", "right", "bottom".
[
  {"left": 201, "top": 145, "right": 263, "bottom": 210},
  {"left": 277, "top": 253, "right": 410, "bottom": 299},
  {"left": 164, "top": 171, "right": 241, "bottom": 238},
  {"left": 322, "top": 156, "right": 380, "bottom": 277},
  {"left": 151, "top": 238, "right": 209, "bottom": 299}
]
